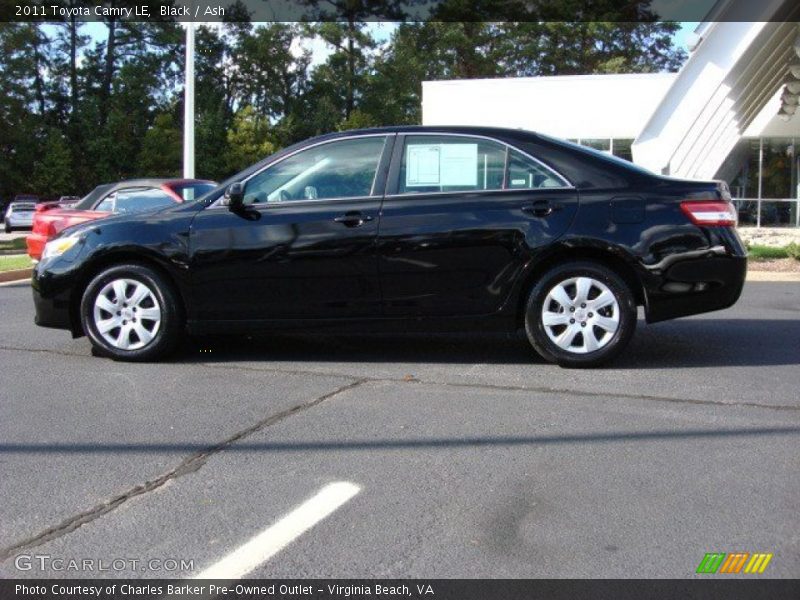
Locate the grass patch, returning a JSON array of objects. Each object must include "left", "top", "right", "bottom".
[
  {"left": 0, "top": 237, "right": 27, "bottom": 252},
  {"left": 748, "top": 245, "right": 790, "bottom": 261},
  {"left": 0, "top": 254, "right": 33, "bottom": 272}
]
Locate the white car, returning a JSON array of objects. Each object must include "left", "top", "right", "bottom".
[{"left": 4, "top": 198, "right": 38, "bottom": 232}]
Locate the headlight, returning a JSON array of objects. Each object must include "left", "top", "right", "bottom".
[{"left": 42, "top": 235, "right": 81, "bottom": 260}]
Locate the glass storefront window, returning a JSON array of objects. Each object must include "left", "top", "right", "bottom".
[
  {"left": 758, "top": 201, "right": 794, "bottom": 227},
  {"left": 581, "top": 139, "right": 611, "bottom": 152},
  {"left": 571, "top": 139, "right": 634, "bottom": 163},
  {"left": 715, "top": 137, "right": 799, "bottom": 227},
  {"left": 761, "top": 138, "right": 796, "bottom": 199},
  {"left": 612, "top": 139, "right": 634, "bottom": 162},
  {"left": 723, "top": 139, "right": 760, "bottom": 199}
]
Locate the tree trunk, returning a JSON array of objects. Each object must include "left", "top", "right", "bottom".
[
  {"left": 100, "top": 18, "right": 117, "bottom": 128},
  {"left": 346, "top": 18, "right": 355, "bottom": 120},
  {"left": 30, "top": 28, "right": 47, "bottom": 116},
  {"left": 69, "top": 16, "right": 78, "bottom": 115}
]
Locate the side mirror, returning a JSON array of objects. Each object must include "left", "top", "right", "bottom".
[{"left": 225, "top": 182, "right": 245, "bottom": 212}]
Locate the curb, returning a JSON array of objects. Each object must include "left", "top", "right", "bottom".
[
  {"left": 746, "top": 271, "right": 800, "bottom": 282},
  {"left": 0, "top": 268, "right": 33, "bottom": 283}
]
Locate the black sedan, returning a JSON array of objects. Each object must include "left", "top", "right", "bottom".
[{"left": 31, "top": 126, "right": 746, "bottom": 367}]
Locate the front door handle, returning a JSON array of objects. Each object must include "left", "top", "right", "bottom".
[
  {"left": 334, "top": 211, "right": 374, "bottom": 228},
  {"left": 522, "top": 200, "right": 563, "bottom": 218}
]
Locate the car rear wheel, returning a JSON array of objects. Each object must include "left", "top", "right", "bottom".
[
  {"left": 524, "top": 261, "right": 636, "bottom": 367},
  {"left": 80, "top": 264, "right": 182, "bottom": 361}
]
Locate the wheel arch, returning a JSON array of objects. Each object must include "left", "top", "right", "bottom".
[
  {"left": 513, "top": 242, "right": 647, "bottom": 329},
  {"left": 68, "top": 251, "right": 187, "bottom": 337}
]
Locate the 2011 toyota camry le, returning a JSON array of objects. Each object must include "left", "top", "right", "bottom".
[{"left": 31, "top": 126, "right": 746, "bottom": 367}]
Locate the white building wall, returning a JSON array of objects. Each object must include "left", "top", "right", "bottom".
[{"left": 422, "top": 74, "right": 677, "bottom": 140}]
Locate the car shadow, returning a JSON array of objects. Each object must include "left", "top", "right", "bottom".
[
  {"left": 174, "top": 318, "right": 800, "bottom": 369},
  {"left": 3, "top": 425, "right": 799, "bottom": 456}
]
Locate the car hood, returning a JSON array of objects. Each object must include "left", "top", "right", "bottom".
[{"left": 57, "top": 201, "right": 203, "bottom": 239}]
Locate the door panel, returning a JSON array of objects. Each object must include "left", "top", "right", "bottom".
[
  {"left": 190, "top": 200, "right": 382, "bottom": 321},
  {"left": 378, "top": 189, "right": 578, "bottom": 316},
  {"left": 378, "top": 134, "right": 578, "bottom": 317},
  {"left": 188, "top": 135, "right": 392, "bottom": 322}
]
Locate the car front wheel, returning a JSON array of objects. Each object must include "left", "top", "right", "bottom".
[
  {"left": 80, "top": 263, "right": 182, "bottom": 361},
  {"left": 524, "top": 261, "right": 637, "bottom": 368}
]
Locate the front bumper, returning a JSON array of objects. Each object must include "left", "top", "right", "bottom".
[{"left": 31, "top": 261, "right": 82, "bottom": 335}]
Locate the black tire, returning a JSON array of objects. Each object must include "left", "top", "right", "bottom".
[
  {"left": 80, "top": 263, "right": 182, "bottom": 361},
  {"left": 524, "top": 261, "right": 636, "bottom": 368},
  {"left": 4, "top": 223, "right": 11, "bottom": 233}
]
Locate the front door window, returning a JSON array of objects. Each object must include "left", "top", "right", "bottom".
[{"left": 243, "top": 136, "right": 388, "bottom": 205}]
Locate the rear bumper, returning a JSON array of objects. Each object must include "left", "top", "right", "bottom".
[
  {"left": 7, "top": 215, "right": 34, "bottom": 228},
  {"left": 641, "top": 225, "right": 747, "bottom": 323},
  {"left": 644, "top": 254, "right": 747, "bottom": 323}
]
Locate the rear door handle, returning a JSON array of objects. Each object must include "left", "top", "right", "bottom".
[
  {"left": 522, "top": 200, "right": 562, "bottom": 217},
  {"left": 334, "top": 211, "right": 374, "bottom": 227}
]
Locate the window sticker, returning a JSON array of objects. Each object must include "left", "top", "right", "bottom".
[
  {"left": 406, "top": 143, "right": 478, "bottom": 187},
  {"left": 406, "top": 144, "right": 441, "bottom": 186},
  {"left": 441, "top": 143, "right": 477, "bottom": 186}
]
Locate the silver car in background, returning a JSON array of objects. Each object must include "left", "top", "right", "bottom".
[{"left": 4, "top": 196, "right": 39, "bottom": 232}]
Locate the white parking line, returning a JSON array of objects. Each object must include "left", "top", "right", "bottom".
[{"left": 194, "top": 481, "right": 361, "bottom": 579}]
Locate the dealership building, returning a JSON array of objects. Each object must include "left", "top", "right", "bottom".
[{"left": 422, "top": 17, "right": 800, "bottom": 227}]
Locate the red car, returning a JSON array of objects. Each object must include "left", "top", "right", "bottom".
[{"left": 27, "top": 178, "right": 216, "bottom": 260}]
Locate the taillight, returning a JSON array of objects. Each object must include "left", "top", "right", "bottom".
[{"left": 680, "top": 201, "right": 737, "bottom": 227}]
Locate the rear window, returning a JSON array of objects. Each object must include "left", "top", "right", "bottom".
[{"left": 535, "top": 132, "right": 657, "bottom": 177}]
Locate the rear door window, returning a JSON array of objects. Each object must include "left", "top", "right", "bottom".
[
  {"left": 398, "top": 135, "right": 506, "bottom": 194},
  {"left": 396, "top": 135, "right": 570, "bottom": 194}
]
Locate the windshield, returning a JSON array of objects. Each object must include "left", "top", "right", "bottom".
[
  {"left": 74, "top": 184, "right": 115, "bottom": 211},
  {"left": 169, "top": 182, "right": 217, "bottom": 202}
]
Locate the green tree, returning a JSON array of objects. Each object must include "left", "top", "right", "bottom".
[
  {"left": 0, "top": 23, "right": 52, "bottom": 198},
  {"left": 301, "top": 0, "right": 406, "bottom": 122},
  {"left": 137, "top": 112, "right": 182, "bottom": 176},
  {"left": 363, "top": 20, "right": 686, "bottom": 126},
  {"left": 225, "top": 105, "right": 276, "bottom": 174},
  {"left": 498, "top": 21, "right": 686, "bottom": 76},
  {"left": 33, "top": 129, "right": 74, "bottom": 196},
  {"left": 234, "top": 23, "right": 310, "bottom": 122}
]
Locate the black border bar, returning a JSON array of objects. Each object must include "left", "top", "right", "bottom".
[
  {"left": 2, "top": 0, "right": 800, "bottom": 22},
  {"left": 3, "top": 579, "right": 800, "bottom": 600}
]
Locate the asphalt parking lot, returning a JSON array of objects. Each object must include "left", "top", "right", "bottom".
[{"left": 0, "top": 278, "right": 798, "bottom": 579}]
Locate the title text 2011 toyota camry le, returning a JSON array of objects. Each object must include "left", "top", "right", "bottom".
[{"left": 31, "top": 126, "right": 746, "bottom": 367}]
